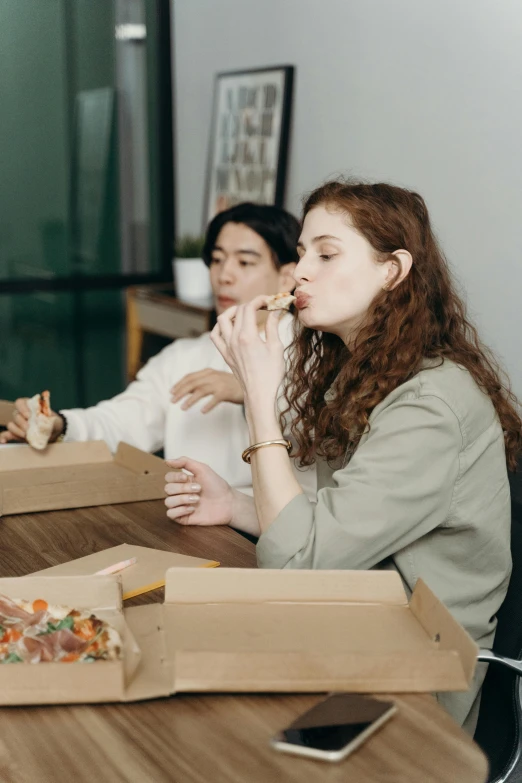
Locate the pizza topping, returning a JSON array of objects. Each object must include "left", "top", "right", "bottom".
[
  {"left": 21, "top": 629, "right": 88, "bottom": 663},
  {"left": 0, "top": 596, "right": 33, "bottom": 623},
  {"left": 0, "top": 594, "right": 121, "bottom": 664},
  {"left": 39, "top": 391, "right": 51, "bottom": 417},
  {"left": 39, "top": 616, "right": 75, "bottom": 634}
]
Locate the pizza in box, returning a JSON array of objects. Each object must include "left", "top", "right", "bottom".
[{"left": 0, "top": 594, "right": 121, "bottom": 664}]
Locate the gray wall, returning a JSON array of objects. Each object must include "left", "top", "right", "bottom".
[{"left": 173, "top": 0, "right": 522, "bottom": 396}]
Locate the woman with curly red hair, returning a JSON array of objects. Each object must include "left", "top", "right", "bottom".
[{"left": 164, "top": 179, "right": 521, "bottom": 732}]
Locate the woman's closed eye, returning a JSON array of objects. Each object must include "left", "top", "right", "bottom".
[{"left": 319, "top": 254, "right": 336, "bottom": 261}]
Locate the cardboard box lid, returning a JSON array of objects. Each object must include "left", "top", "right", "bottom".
[
  {"left": 31, "top": 543, "right": 220, "bottom": 600},
  {"left": 0, "top": 573, "right": 123, "bottom": 611},
  {"left": 0, "top": 440, "right": 159, "bottom": 472},
  {"left": 146, "top": 568, "right": 478, "bottom": 695},
  {"left": 0, "top": 575, "right": 141, "bottom": 705},
  {"left": 164, "top": 565, "right": 410, "bottom": 605},
  {"left": 0, "top": 441, "right": 167, "bottom": 515}
]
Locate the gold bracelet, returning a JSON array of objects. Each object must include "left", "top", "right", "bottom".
[{"left": 242, "top": 439, "right": 292, "bottom": 464}]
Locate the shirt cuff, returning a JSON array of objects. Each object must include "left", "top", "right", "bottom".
[
  {"left": 256, "top": 493, "right": 314, "bottom": 569},
  {"left": 59, "top": 409, "right": 84, "bottom": 443}
]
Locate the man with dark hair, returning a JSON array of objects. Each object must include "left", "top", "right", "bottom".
[
  {"left": 3, "top": 203, "right": 316, "bottom": 497},
  {"left": 202, "top": 202, "right": 302, "bottom": 273}
]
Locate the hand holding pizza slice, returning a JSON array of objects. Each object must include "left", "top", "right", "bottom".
[
  {"left": 26, "top": 391, "right": 59, "bottom": 450},
  {"left": 0, "top": 392, "right": 64, "bottom": 448}
]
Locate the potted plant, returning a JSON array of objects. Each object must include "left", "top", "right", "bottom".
[{"left": 172, "top": 234, "right": 212, "bottom": 303}]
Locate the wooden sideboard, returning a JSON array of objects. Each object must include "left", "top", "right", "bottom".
[{"left": 125, "top": 285, "right": 214, "bottom": 380}]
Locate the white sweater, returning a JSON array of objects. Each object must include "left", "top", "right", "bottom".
[{"left": 62, "top": 315, "right": 316, "bottom": 497}]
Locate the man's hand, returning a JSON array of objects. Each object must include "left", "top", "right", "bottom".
[
  {"left": 165, "top": 456, "right": 235, "bottom": 525},
  {"left": 170, "top": 369, "right": 244, "bottom": 414},
  {"left": 0, "top": 397, "right": 63, "bottom": 444}
]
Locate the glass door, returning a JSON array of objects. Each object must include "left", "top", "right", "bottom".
[{"left": 0, "top": 0, "right": 173, "bottom": 407}]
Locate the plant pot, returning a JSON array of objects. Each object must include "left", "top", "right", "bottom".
[{"left": 172, "top": 257, "right": 213, "bottom": 304}]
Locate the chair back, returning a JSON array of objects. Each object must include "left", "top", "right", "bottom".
[{"left": 474, "top": 465, "right": 522, "bottom": 781}]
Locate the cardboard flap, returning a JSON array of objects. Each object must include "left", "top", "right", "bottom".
[
  {"left": 0, "top": 440, "right": 113, "bottom": 472},
  {"left": 173, "top": 649, "right": 470, "bottom": 693},
  {"left": 31, "top": 544, "right": 219, "bottom": 600},
  {"left": 0, "top": 574, "right": 122, "bottom": 611},
  {"left": 409, "top": 578, "right": 478, "bottom": 685},
  {"left": 114, "top": 613, "right": 142, "bottom": 685},
  {"left": 0, "top": 400, "right": 14, "bottom": 427},
  {"left": 114, "top": 442, "right": 166, "bottom": 475},
  {"left": 0, "top": 660, "right": 124, "bottom": 705},
  {"left": 123, "top": 604, "right": 174, "bottom": 701},
  {"left": 164, "top": 568, "right": 409, "bottom": 605}
]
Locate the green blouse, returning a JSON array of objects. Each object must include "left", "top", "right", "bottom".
[{"left": 257, "top": 359, "right": 512, "bottom": 733}]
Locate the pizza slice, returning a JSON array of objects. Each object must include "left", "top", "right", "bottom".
[
  {"left": 0, "top": 594, "right": 122, "bottom": 664},
  {"left": 26, "top": 390, "right": 55, "bottom": 451},
  {"left": 266, "top": 292, "right": 296, "bottom": 311}
]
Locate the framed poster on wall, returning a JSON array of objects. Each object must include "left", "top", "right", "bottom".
[{"left": 204, "top": 65, "right": 294, "bottom": 225}]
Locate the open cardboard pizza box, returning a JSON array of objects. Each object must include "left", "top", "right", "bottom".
[
  {"left": 0, "top": 440, "right": 166, "bottom": 516},
  {"left": 0, "top": 574, "right": 138, "bottom": 704},
  {"left": 0, "top": 568, "right": 478, "bottom": 705}
]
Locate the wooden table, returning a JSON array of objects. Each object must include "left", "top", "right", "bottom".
[{"left": 0, "top": 500, "right": 488, "bottom": 783}]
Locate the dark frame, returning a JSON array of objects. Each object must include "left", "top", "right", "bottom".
[{"left": 203, "top": 65, "right": 294, "bottom": 227}]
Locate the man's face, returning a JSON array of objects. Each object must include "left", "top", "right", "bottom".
[{"left": 209, "top": 222, "right": 294, "bottom": 315}]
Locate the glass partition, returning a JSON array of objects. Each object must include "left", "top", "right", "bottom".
[{"left": 0, "top": 0, "right": 173, "bottom": 406}]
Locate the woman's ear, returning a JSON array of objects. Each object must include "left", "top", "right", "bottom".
[
  {"left": 383, "top": 250, "right": 413, "bottom": 290},
  {"left": 278, "top": 262, "right": 297, "bottom": 292}
]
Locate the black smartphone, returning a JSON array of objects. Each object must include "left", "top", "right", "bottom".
[{"left": 271, "top": 693, "right": 397, "bottom": 762}]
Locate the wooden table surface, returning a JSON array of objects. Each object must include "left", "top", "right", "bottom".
[{"left": 0, "top": 499, "right": 488, "bottom": 783}]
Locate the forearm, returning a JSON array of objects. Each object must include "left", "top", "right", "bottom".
[
  {"left": 230, "top": 488, "right": 261, "bottom": 536},
  {"left": 246, "top": 403, "right": 303, "bottom": 534},
  {"left": 63, "top": 390, "right": 166, "bottom": 453},
  {"left": 65, "top": 350, "right": 171, "bottom": 451}
]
